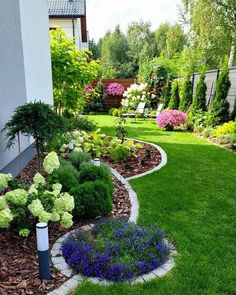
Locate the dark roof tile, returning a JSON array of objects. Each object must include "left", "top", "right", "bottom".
[{"left": 48, "top": 0, "right": 85, "bottom": 17}]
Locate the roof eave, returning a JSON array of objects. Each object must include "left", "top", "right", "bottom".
[{"left": 49, "top": 14, "right": 85, "bottom": 18}]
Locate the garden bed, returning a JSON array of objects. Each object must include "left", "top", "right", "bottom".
[
  {"left": 101, "top": 142, "right": 162, "bottom": 178},
  {"left": 0, "top": 157, "right": 131, "bottom": 295}
]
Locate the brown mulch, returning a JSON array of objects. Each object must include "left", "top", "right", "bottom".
[
  {"left": 0, "top": 141, "right": 161, "bottom": 294},
  {"left": 101, "top": 142, "right": 162, "bottom": 178}
]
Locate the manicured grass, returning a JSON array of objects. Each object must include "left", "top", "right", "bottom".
[{"left": 71, "top": 115, "right": 236, "bottom": 295}]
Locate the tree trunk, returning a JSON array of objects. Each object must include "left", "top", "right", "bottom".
[
  {"left": 36, "top": 138, "right": 41, "bottom": 172},
  {"left": 228, "top": 40, "right": 235, "bottom": 67}
]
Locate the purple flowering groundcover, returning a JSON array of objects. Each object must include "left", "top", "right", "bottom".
[{"left": 62, "top": 219, "right": 170, "bottom": 281}]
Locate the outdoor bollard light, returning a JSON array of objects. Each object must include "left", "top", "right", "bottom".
[
  {"left": 36, "top": 223, "right": 51, "bottom": 280},
  {"left": 93, "top": 158, "right": 100, "bottom": 167},
  {"left": 68, "top": 141, "right": 74, "bottom": 153}
]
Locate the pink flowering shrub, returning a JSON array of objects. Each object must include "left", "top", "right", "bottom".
[
  {"left": 157, "top": 110, "right": 187, "bottom": 131},
  {"left": 106, "top": 83, "right": 125, "bottom": 96}
]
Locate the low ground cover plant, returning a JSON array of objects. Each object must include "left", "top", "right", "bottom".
[
  {"left": 62, "top": 219, "right": 170, "bottom": 281},
  {"left": 157, "top": 110, "right": 187, "bottom": 131}
]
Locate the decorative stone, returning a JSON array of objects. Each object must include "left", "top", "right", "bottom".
[
  {"left": 130, "top": 276, "right": 145, "bottom": 285},
  {"left": 141, "top": 271, "right": 157, "bottom": 281},
  {"left": 51, "top": 243, "right": 61, "bottom": 251},
  {"left": 81, "top": 224, "right": 92, "bottom": 231},
  {"left": 153, "top": 266, "right": 168, "bottom": 277},
  {"left": 51, "top": 256, "right": 65, "bottom": 265},
  {"left": 73, "top": 274, "right": 85, "bottom": 282},
  {"left": 64, "top": 278, "right": 79, "bottom": 289},
  {"left": 162, "top": 258, "right": 175, "bottom": 272},
  {"left": 51, "top": 249, "right": 62, "bottom": 257}
]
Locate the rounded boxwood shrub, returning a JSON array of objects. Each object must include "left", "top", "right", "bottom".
[
  {"left": 62, "top": 219, "right": 171, "bottom": 281},
  {"left": 70, "top": 180, "right": 113, "bottom": 219},
  {"left": 69, "top": 151, "right": 92, "bottom": 170},
  {"left": 52, "top": 158, "right": 80, "bottom": 192},
  {"left": 78, "top": 163, "right": 113, "bottom": 195},
  {"left": 108, "top": 108, "right": 116, "bottom": 115}
]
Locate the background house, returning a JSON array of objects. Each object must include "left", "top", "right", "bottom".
[
  {"left": 0, "top": 0, "right": 53, "bottom": 176},
  {"left": 48, "top": 0, "right": 88, "bottom": 49}
]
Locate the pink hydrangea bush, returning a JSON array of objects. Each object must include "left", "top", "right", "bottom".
[
  {"left": 157, "top": 110, "right": 187, "bottom": 131},
  {"left": 106, "top": 83, "right": 125, "bottom": 96}
]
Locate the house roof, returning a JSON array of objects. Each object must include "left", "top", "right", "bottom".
[{"left": 48, "top": 0, "right": 86, "bottom": 18}]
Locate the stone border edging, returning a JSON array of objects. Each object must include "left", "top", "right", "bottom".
[
  {"left": 126, "top": 139, "right": 167, "bottom": 181},
  {"left": 48, "top": 141, "right": 173, "bottom": 295}
]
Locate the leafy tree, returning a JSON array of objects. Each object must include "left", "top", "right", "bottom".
[
  {"left": 179, "top": 76, "right": 193, "bottom": 111},
  {"left": 208, "top": 66, "right": 231, "bottom": 126},
  {"left": 154, "top": 22, "right": 171, "bottom": 55},
  {"left": 168, "top": 81, "right": 180, "bottom": 109},
  {"left": 165, "top": 24, "right": 187, "bottom": 59},
  {"left": 2, "top": 101, "right": 65, "bottom": 170},
  {"left": 191, "top": 72, "right": 207, "bottom": 112},
  {"left": 181, "top": 0, "right": 236, "bottom": 67},
  {"left": 138, "top": 57, "right": 176, "bottom": 108},
  {"left": 127, "top": 21, "right": 157, "bottom": 76},
  {"left": 89, "top": 39, "right": 101, "bottom": 59},
  {"left": 100, "top": 26, "right": 131, "bottom": 78},
  {"left": 50, "top": 27, "right": 100, "bottom": 114}
]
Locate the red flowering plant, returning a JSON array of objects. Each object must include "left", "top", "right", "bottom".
[{"left": 106, "top": 83, "right": 125, "bottom": 96}]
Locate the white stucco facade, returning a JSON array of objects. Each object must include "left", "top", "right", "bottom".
[
  {"left": 49, "top": 18, "right": 88, "bottom": 49},
  {"left": 0, "top": 0, "right": 53, "bottom": 172}
]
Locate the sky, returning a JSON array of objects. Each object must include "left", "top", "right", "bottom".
[{"left": 86, "top": 0, "right": 182, "bottom": 42}]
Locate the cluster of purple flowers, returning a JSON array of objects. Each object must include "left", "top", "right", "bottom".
[
  {"left": 62, "top": 219, "right": 170, "bottom": 281},
  {"left": 106, "top": 83, "right": 125, "bottom": 96},
  {"left": 157, "top": 110, "right": 187, "bottom": 130}
]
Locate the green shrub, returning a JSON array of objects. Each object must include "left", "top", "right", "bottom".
[
  {"left": 45, "top": 133, "right": 69, "bottom": 153},
  {"left": 208, "top": 67, "right": 231, "bottom": 126},
  {"left": 202, "top": 127, "right": 214, "bottom": 138},
  {"left": 65, "top": 115, "right": 96, "bottom": 132},
  {"left": 112, "top": 109, "right": 120, "bottom": 117},
  {"left": 71, "top": 180, "right": 113, "bottom": 219},
  {"left": 168, "top": 80, "right": 180, "bottom": 109},
  {"left": 109, "top": 108, "right": 116, "bottom": 115},
  {"left": 52, "top": 158, "right": 80, "bottom": 192},
  {"left": 229, "top": 134, "right": 236, "bottom": 149},
  {"left": 179, "top": 76, "right": 192, "bottom": 111},
  {"left": 213, "top": 121, "right": 236, "bottom": 137},
  {"left": 69, "top": 151, "right": 92, "bottom": 170},
  {"left": 78, "top": 163, "right": 113, "bottom": 195},
  {"left": 2, "top": 101, "right": 65, "bottom": 171},
  {"left": 191, "top": 72, "right": 207, "bottom": 113},
  {"left": 217, "top": 134, "right": 231, "bottom": 145}
]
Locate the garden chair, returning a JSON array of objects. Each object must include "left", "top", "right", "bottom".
[
  {"left": 122, "top": 102, "right": 146, "bottom": 121},
  {"left": 145, "top": 103, "right": 164, "bottom": 121}
]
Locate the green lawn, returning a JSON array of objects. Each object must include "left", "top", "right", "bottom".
[{"left": 71, "top": 115, "right": 236, "bottom": 295}]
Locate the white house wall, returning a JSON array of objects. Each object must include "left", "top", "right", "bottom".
[
  {"left": 0, "top": 0, "right": 53, "bottom": 173},
  {"left": 49, "top": 18, "right": 86, "bottom": 49}
]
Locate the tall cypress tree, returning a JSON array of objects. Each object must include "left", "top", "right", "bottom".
[
  {"left": 168, "top": 80, "right": 180, "bottom": 109},
  {"left": 191, "top": 72, "right": 207, "bottom": 113},
  {"left": 179, "top": 76, "right": 193, "bottom": 112},
  {"left": 208, "top": 66, "right": 231, "bottom": 126},
  {"left": 163, "top": 76, "right": 172, "bottom": 108}
]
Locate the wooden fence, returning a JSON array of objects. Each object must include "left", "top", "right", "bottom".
[{"left": 91, "top": 79, "right": 135, "bottom": 110}]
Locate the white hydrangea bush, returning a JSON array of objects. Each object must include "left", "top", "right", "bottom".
[
  {"left": 0, "top": 152, "right": 75, "bottom": 237},
  {"left": 121, "top": 83, "right": 150, "bottom": 110}
]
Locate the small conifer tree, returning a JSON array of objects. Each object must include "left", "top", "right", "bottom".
[
  {"left": 191, "top": 72, "right": 207, "bottom": 113},
  {"left": 168, "top": 80, "right": 180, "bottom": 110},
  {"left": 163, "top": 76, "right": 172, "bottom": 109},
  {"left": 208, "top": 66, "right": 231, "bottom": 126},
  {"left": 179, "top": 76, "right": 193, "bottom": 112}
]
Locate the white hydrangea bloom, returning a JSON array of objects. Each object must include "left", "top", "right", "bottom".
[
  {"left": 0, "top": 208, "right": 13, "bottom": 228},
  {"left": 28, "top": 199, "right": 44, "bottom": 216},
  {"left": 0, "top": 173, "right": 12, "bottom": 190},
  {"left": 43, "top": 151, "right": 60, "bottom": 174},
  {"left": 5, "top": 189, "right": 28, "bottom": 206},
  {"left": 33, "top": 173, "right": 46, "bottom": 187}
]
